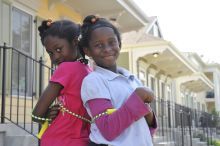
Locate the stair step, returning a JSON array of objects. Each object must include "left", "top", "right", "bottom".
[
  {"left": 0, "top": 123, "right": 38, "bottom": 146},
  {"left": 5, "top": 135, "right": 38, "bottom": 146},
  {"left": 196, "top": 141, "right": 207, "bottom": 146},
  {"left": 153, "top": 136, "right": 166, "bottom": 143},
  {"left": 0, "top": 131, "right": 6, "bottom": 146},
  {"left": 154, "top": 141, "right": 175, "bottom": 146}
]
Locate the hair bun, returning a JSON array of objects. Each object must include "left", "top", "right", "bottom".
[
  {"left": 83, "top": 15, "right": 99, "bottom": 25},
  {"left": 38, "top": 19, "right": 53, "bottom": 38}
]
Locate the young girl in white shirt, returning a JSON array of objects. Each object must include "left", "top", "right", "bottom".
[{"left": 79, "top": 15, "right": 157, "bottom": 146}]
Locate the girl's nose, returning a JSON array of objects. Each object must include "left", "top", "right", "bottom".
[{"left": 103, "top": 43, "right": 112, "bottom": 51}]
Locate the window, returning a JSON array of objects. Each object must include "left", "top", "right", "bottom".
[
  {"left": 167, "top": 85, "right": 171, "bottom": 101},
  {"left": 149, "top": 76, "right": 157, "bottom": 114},
  {"left": 160, "top": 82, "right": 165, "bottom": 99},
  {"left": 139, "top": 70, "right": 146, "bottom": 85},
  {"left": 12, "top": 7, "right": 33, "bottom": 96},
  {"left": 197, "top": 102, "right": 200, "bottom": 111},
  {"left": 150, "top": 77, "right": 155, "bottom": 93}
]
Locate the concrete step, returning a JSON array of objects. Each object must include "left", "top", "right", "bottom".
[
  {"left": 153, "top": 136, "right": 165, "bottom": 143},
  {"left": 0, "top": 123, "right": 38, "bottom": 146},
  {"left": 0, "top": 131, "right": 6, "bottom": 146},
  {"left": 154, "top": 141, "right": 175, "bottom": 146},
  {"left": 5, "top": 135, "right": 38, "bottom": 146},
  {"left": 195, "top": 141, "right": 207, "bottom": 146}
]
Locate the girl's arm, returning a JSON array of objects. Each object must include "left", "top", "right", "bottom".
[
  {"left": 87, "top": 91, "right": 152, "bottom": 141},
  {"left": 135, "top": 88, "right": 158, "bottom": 135},
  {"left": 32, "top": 82, "right": 63, "bottom": 123},
  {"left": 144, "top": 109, "right": 158, "bottom": 135}
]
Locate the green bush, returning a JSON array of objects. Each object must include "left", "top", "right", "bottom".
[{"left": 212, "top": 140, "right": 220, "bottom": 146}]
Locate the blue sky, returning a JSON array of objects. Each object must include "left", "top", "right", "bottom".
[{"left": 134, "top": 0, "right": 220, "bottom": 63}]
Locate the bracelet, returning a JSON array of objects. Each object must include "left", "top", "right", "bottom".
[
  {"left": 92, "top": 111, "right": 107, "bottom": 123},
  {"left": 91, "top": 108, "right": 116, "bottom": 123},
  {"left": 32, "top": 114, "right": 52, "bottom": 122}
]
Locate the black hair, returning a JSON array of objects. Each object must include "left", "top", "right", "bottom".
[
  {"left": 38, "top": 19, "right": 88, "bottom": 64},
  {"left": 79, "top": 15, "right": 121, "bottom": 56}
]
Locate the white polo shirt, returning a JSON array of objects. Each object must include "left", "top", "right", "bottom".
[{"left": 81, "top": 66, "right": 153, "bottom": 146}]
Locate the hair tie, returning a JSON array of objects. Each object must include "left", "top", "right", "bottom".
[
  {"left": 78, "top": 34, "right": 82, "bottom": 41},
  {"left": 46, "top": 19, "right": 53, "bottom": 27},
  {"left": 91, "top": 16, "right": 99, "bottom": 23}
]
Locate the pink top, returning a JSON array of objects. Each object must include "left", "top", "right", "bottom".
[
  {"left": 40, "top": 62, "right": 91, "bottom": 146},
  {"left": 87, "top": 92, "right": 157, "bottom": 141}
]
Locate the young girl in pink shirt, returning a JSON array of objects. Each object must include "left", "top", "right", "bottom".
[{"left": 32, "top": 19, "right": 91, "bottom": 146}]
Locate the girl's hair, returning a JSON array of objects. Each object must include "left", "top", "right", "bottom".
[
  {"left": 38, "top": 19, "right": 88, "bottom": 64},
  {"left": 79, "top": 15, "right": 121, "bottom": 56}
]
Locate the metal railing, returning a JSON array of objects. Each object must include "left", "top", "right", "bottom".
[
  {"left": 151, "top": 98, "right": 220, "bottom": 146},
  {"left": 0, "top": 43, "right": 52, "bottom": 138}
]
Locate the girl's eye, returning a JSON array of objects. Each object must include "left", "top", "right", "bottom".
[
  {"left": 48, "top": 52, "right": 53, "bottom": 56},
  {"left": 95, "top": 43, "right": 103, "bottom": 49},
  {"left": 95, "top": 44, "right": 102, "bottom": 48},
  {"left": 56, "top": 48, "right": 61, "bottom": 52},
  {"left": 109, "top": 40, "right": 117, "bottom": 46}
]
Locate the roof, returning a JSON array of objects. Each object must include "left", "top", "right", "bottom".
[
  {"left": 122, "top": 27, "right": 164, "bottom": 45},
  {"left": 48, "top": 0, "right": 151, "bottom": 32}
]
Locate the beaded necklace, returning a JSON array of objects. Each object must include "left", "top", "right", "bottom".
[{"left": 58, "top": 103, "right": 92, "bottom": 123}]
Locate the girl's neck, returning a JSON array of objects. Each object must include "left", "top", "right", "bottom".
[{"left": 99, "top": 65, "right": 117, "bottom": 73}]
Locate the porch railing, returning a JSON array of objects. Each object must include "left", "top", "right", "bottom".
[
  {"left": 151, "top": 98, "right": 220, "bottom": 146},
  {"left": 0, "top": 43, "right": 52, "bottom": 137}
]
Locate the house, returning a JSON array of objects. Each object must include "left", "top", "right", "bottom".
[
  {"left": 184, "top": 52, "right": 220, "bottom": 113},
  {"left": 119, "top": 17, "right": 217, "bottom": 145}
]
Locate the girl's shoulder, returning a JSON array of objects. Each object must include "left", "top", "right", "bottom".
[
  {"left": 58, "top": 61, "right": 85, "bottom": 68},
  {"left": 53, "top": 62, "right": 91, "bottom": 78},
  {"left": 83, "top": 71, "right": 101, "bottom": 81},
  {"left": 58, "top": 61, "right": 91, "bottom": 71},
  {"left": 82, "top": 71, "right": 107, "bottom": 87}
]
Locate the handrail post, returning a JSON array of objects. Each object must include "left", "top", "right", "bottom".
[
  {"left": 38, "top": 57, "right": 43, "bottom": 146},
  {"left": 180, "top": 110, "right": 184, "bottom": 146},
  {"left": 188, "top": 111, "right": 192, "bottom": 146},
  {"left": 1, "top": 43, "right": 7, "bottom": 123}
]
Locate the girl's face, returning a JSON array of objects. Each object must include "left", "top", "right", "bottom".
[
  {"left": 85, "top": 27, "right": 120, "bottom": 72},
  {"left": 44, "top": 36, "right": 78, "bottom": 65}
]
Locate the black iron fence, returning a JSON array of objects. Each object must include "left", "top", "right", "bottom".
[
  {"left": 151, "top": 99, "right": 220, "bottom": 146},
  {"left": 0, "top": 43, "right": 52, "bottom": 138},
  {"left": 1, "top": 43, "right": 220, "bottom": 145}
]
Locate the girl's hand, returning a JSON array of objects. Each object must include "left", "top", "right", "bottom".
[
  {"left": 47, "top": 104, "right": 60, "bottom": 122},
  {"left": 134, "top": 87, "right": 155, "bottom": 103}
]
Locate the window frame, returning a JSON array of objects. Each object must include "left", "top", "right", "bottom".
[{"left": 11, "top": 4, "right": 36, "bottom": 98}]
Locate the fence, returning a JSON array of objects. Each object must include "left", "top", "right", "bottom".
[
  {"left": 0, "top": 43, "right": 52, "bottom": 137},
  {"left": 1, "top": 43, "right": 220, "bottom": 145},
  {"left": 151, "top": 99, "right": 220, "bottom": 146}
]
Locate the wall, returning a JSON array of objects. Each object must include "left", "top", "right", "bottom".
[
  {"left": 213, "top": 70, "right": 220, "bottom": 111},
  {"left": 37, "top": 0, "right": 81, "bottom": 22}
]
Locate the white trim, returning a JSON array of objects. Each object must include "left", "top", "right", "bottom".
[
  {"left": 11, "top": 3, "right": 36, "bottom": 58},
  {"left": 116, "top": 0, "right": 149, "bottom": 25},
  {"left": 12, "top": 1, "right": 36, "bottom": 16},
  {"left": 0, "top": 0, "right": 2, "bottom": 44}
]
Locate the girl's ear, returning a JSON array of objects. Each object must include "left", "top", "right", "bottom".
[{"left": 83, "top": 47, "right": 91, "bottom": 57}]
